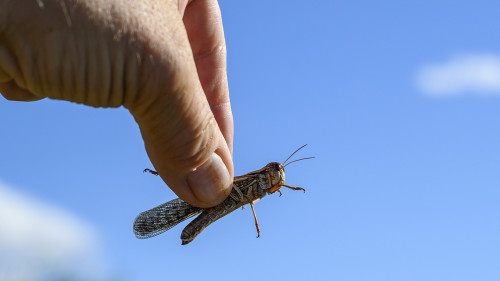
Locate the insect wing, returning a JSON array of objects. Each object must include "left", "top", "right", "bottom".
[{"left": 133, "top": 198, "right": 203, "bottom": 239}]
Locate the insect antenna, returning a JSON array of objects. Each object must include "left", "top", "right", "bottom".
[
  {"left": 282, "top": 144, "right": 308, "bottom": 166},
  {"left": 283, "top": 157, "right": 315, "bottom": 167}
]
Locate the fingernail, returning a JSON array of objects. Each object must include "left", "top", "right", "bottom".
[{"left": 187, "top": 152, "right": 231, "bottom": 206}]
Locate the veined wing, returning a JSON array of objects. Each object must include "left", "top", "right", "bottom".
[{"left": 133, "top": 198, "right": 203, "bottom": 239}]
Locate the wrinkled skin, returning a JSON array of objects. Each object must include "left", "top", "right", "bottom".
[{"left": 0, "top": 0, "right": 234, "bottom": 208}]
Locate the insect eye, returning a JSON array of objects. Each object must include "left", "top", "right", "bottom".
[{"left": 274, "top": 163, "right": 281, "bottom": 170}]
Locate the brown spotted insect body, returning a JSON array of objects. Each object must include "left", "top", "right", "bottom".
[{"left": 133, "top": 145, "right": 313, "bottom": 245}]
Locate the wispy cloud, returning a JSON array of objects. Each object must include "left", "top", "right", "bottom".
[
  {"left": 416, "top": 54, "right": 500, "bottom": 97},
  {"left": 0, "top": 180, "right": 110, "bottom": 281}
]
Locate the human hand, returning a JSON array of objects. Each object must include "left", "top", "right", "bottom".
[{"left": 0, "top": 0, "right": 233, "bottom": 208}]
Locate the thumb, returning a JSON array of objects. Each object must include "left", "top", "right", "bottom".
[{"left": 128, "top": 55, "right": 233, "bottom": 208}]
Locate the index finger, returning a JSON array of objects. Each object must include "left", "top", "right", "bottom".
[{"left": 182, "top": 0, "right": 233, "bottom": 154}]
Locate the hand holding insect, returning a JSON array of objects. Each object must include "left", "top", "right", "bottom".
[
  {"left": 134, "top": 145, "right": 314, "bottom": 245},
  {"left": 0, "top": 0, "right": 234, "bottom": 209}
]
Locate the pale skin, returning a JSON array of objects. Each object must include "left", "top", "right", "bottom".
[{"left": 0, "top": 0, "right": 234, "bottom": 208}]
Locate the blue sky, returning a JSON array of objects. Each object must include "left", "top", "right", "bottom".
[{"left": 2, "top": 0, "right": 500, "bottom": 280}]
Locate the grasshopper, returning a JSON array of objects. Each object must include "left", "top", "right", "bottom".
[{"left": 133, "top": 145, "right": 313, "bottom": 245}]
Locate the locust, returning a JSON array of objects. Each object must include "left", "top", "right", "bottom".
[{"left": 133, "top": 145, "right": 313, "bottom": 245}]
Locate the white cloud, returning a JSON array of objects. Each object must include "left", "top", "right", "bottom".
[
  {"left": 0, "top": 180, "right": 110, "bottom": 281},
  {"left": 416, "top": 54, "right": 500, "bottom": 97}
]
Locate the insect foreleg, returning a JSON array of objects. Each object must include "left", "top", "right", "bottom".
[{"left": 283, "top": 185, "right": 306, "bottom": 193}]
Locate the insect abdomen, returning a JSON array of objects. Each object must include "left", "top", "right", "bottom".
[{"left": 181, "top": 196, "right": 241, "bottom": 245}]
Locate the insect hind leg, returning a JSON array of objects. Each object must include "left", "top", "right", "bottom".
[{"left": 143, "top": 168, "right": 159, "bottom": 176}]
